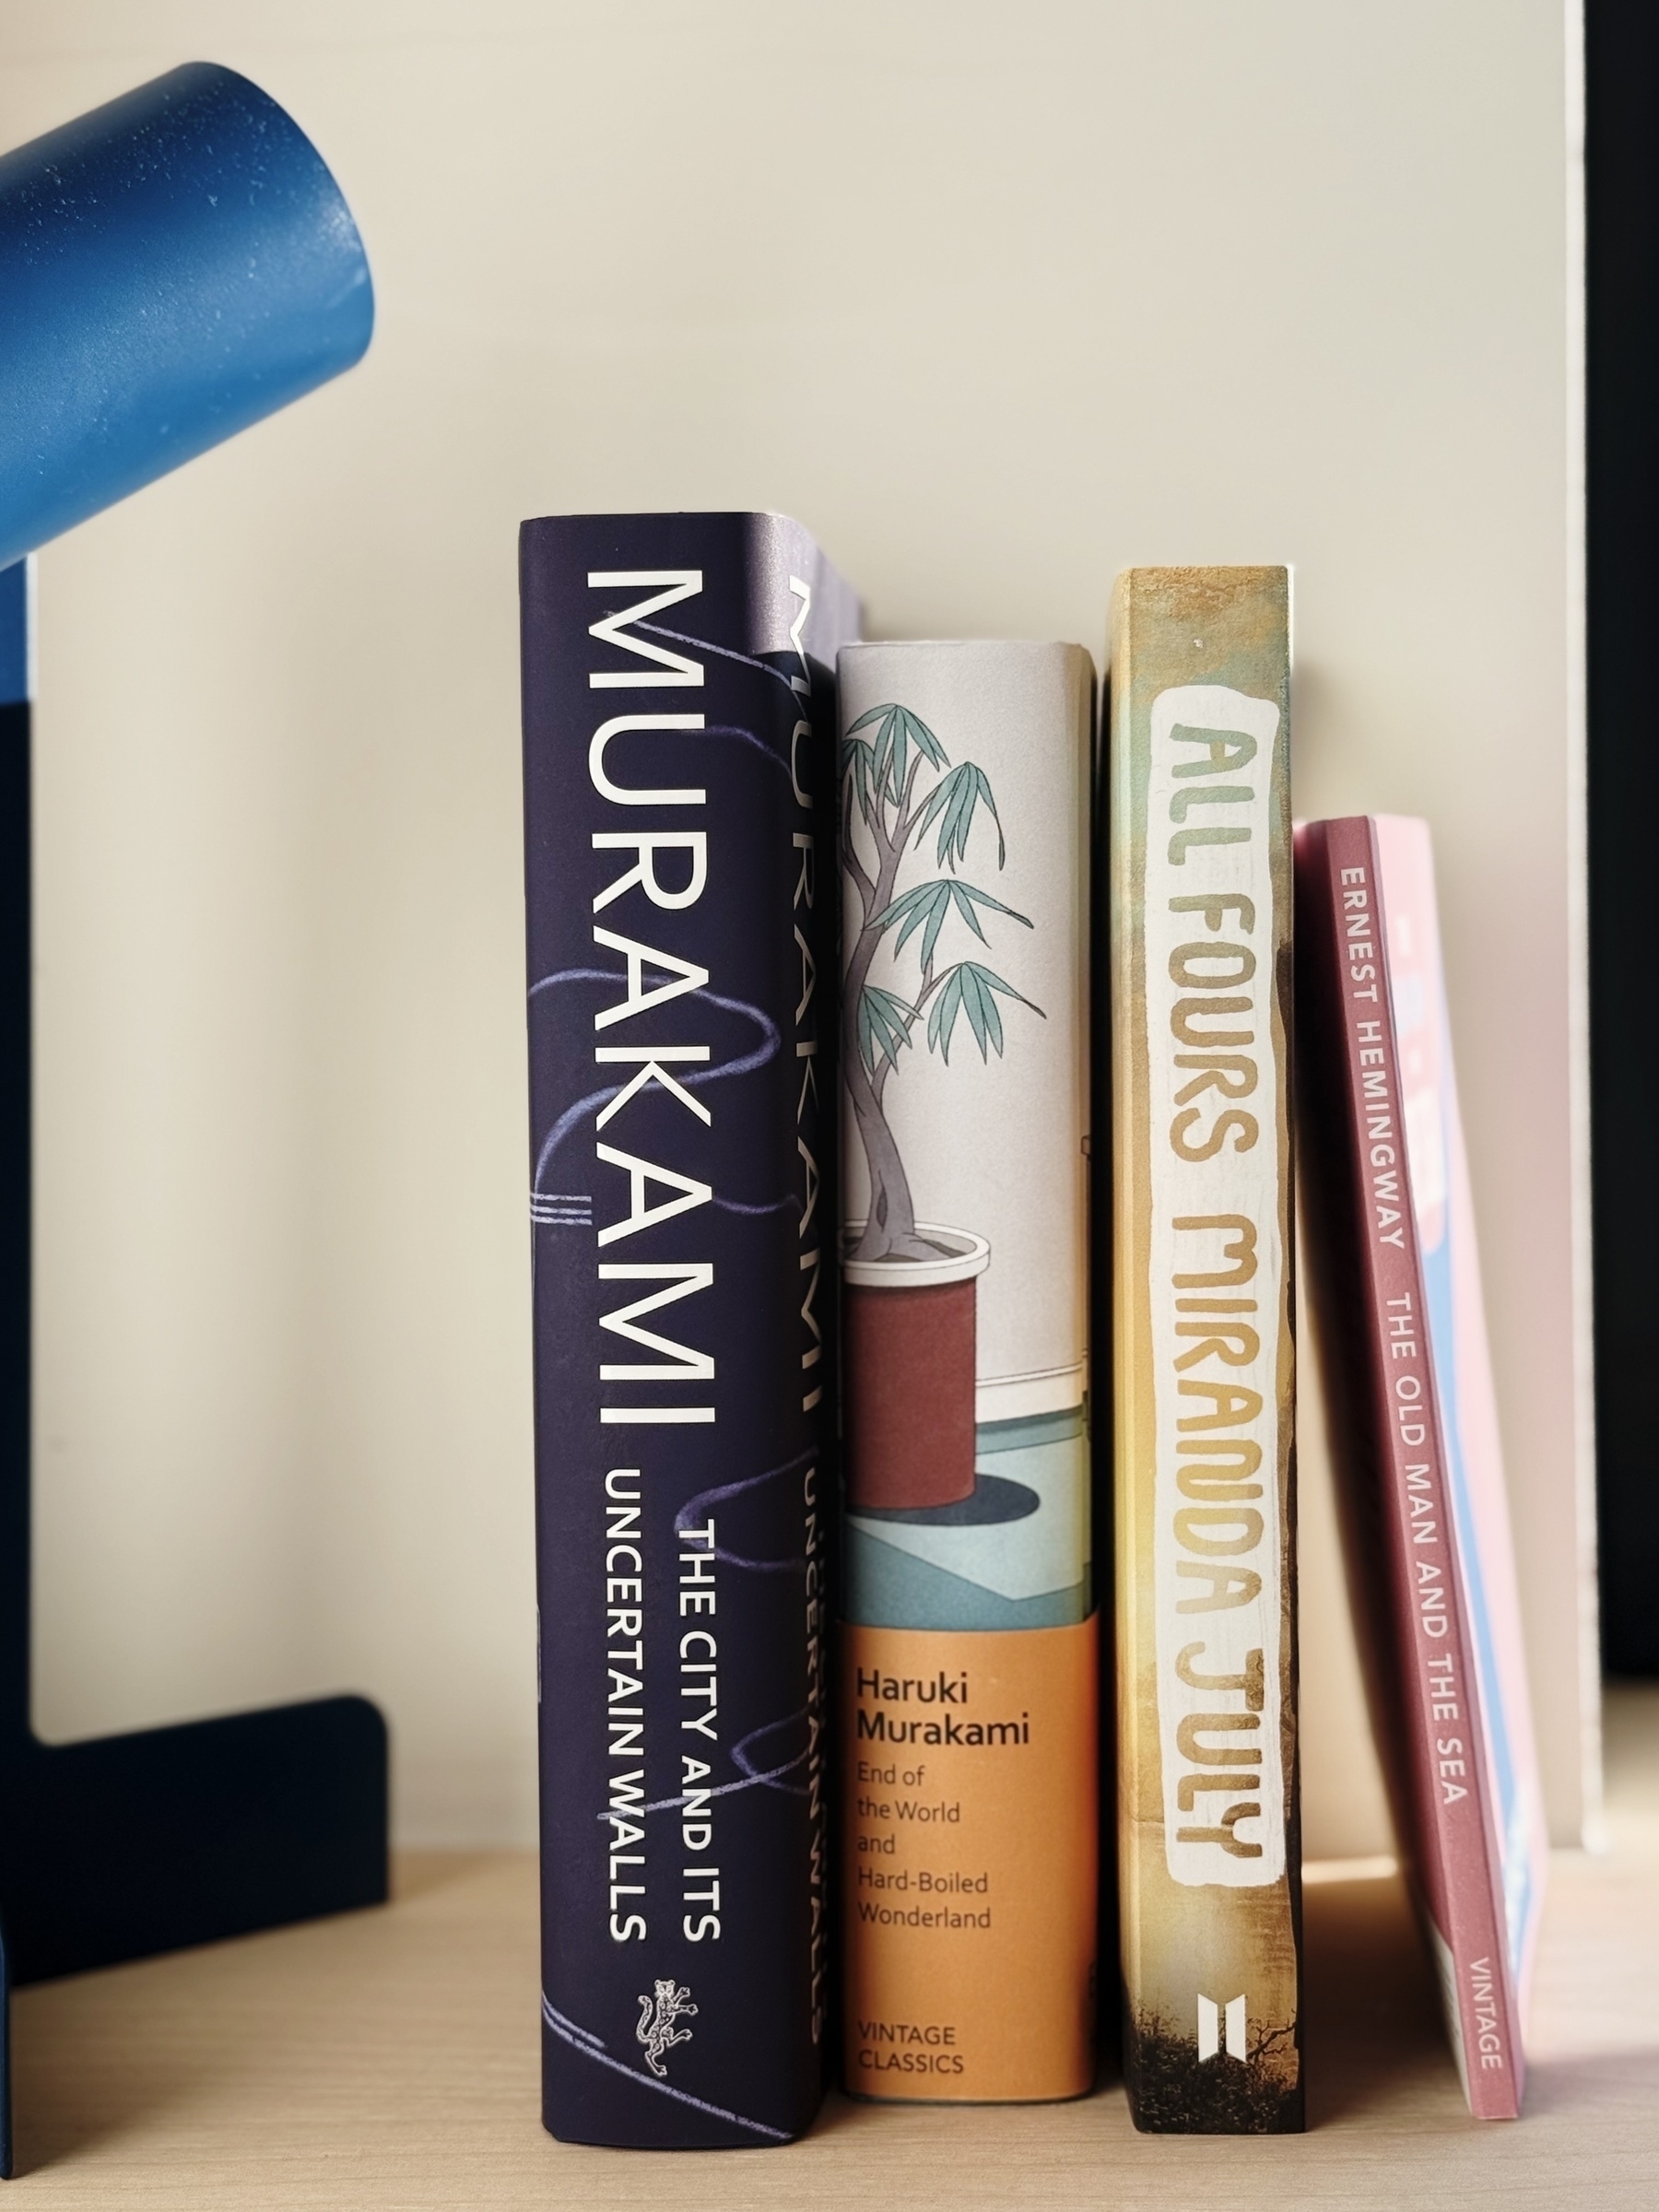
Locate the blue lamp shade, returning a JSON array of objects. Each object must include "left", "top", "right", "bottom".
[{"left": 0, "top": 62, "right": 373, "bottom": 571}]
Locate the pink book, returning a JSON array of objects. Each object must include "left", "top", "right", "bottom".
[{"left": 1296, "top": 815, "right": 1547, "bottom": 2119}]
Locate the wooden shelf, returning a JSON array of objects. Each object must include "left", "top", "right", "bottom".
[{"left": 12, "top": 1685, "right": 1659, "bottom": 2207}]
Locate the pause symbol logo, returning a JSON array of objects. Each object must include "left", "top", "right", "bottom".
[{"left": 1197, "top": 1994, "right": 1246, "bottom": 2062}]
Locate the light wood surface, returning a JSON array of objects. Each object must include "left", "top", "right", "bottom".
[{"left": 12, "top": 1686, "right": 1659, "bottom": 2207}]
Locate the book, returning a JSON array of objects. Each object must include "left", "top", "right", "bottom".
[
  {"left": 519, "top": 512, "right": 858, "bottom": 2147},
  {"left": 837, "top": 641, "right": 1098, "bottom": 2103},
  {"left": 1107, "top": 567, "right": 1302, "bottom": 2133},
  {"left": 1295, "top": 812, "right": 1547, "bottom": 2119}
]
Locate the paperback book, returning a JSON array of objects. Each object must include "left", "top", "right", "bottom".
[
  {"left": 1107, "top": 567, "right": 1302, "bottom": 2133},
  {"left": 520, "top": 512, "right": 857, "bottom": 2147},
  {"left": 838, "top": 641, "right": 1098, "bottom": 2102},
  {"left": 1295, "top": 812, "right": 1547, "bottom": 2119}
]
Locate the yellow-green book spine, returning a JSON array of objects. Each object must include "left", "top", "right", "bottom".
[{"left": 1109, "top": 567, "right": 1302, "bottom": 2133}]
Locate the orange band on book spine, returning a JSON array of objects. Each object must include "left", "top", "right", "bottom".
[{"left": 841, "top": 1617, "right": 1098, "bottom": 2103}]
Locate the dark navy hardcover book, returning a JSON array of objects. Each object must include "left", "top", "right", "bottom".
[{"left": 520, "top": 513, "right": 858, "bottom": 2147}]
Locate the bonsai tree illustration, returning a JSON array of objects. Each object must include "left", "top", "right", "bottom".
[{"left": 841, "top": 700, "right": 1042, "bottom": 1263}]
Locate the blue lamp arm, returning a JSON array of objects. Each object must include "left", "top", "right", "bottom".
[{"left": 0, "top": 62, "right": 373, "bottom": 571}]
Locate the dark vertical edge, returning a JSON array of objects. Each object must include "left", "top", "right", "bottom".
[
  {"left": 820, "top": 658, "right": 847, "bottom": 2097},
  {"left": 1088, "top": 652, "right": 1119, "bottom": 2083},
  {"left": 1586, "top": 2, "right": 1659, "bottom": 1672},
  {"left": 0, "top": 1917, "right": 9, "bottom": 2181},
  {"left": 1279, "top": 580, "right": 1305, "bottom": 2132},
  {"left": 0, "top": 622, "right": 30, "bottom": 1752},
  {"left": 0, "top": 655, "right": 20, "bottom": 2183},
  {"left": 0, "top": 555, "right": 29, "bottom": 2175}
]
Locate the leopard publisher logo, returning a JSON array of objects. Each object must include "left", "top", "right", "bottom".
[{"left": 637, "top": 1979, "right": 697, "bottom": 2077}]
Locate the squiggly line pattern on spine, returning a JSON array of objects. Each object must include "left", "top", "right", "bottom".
[
  {"left": 540, "top": 1994, "right": 788, "bottom": 2141},
  {"left": 610, "top": 1711, "right": 810, "bottom": 1821},
  {"left": 636, "top": 621, "right": 804, "bottom": 703},
  {"left": 674, "top": 1449, "right": 816, "bottom": 1573},
  {"left": 527, "top": 974, "right": 779, "bottom": 1193}
]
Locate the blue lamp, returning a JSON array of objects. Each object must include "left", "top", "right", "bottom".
[
  {"left": 0, "top": 64, "right": 383, "bottom": 2178},
  {"left": 0, "top": 60, "right": 373, "bottom": 562}
]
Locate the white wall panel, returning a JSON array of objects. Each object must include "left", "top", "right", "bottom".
[{"left": 0, "top": 0, "right": 1589, "bottom": 1847}]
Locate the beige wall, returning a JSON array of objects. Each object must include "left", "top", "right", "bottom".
[{"left": 1, "top": 0, "right": 1590, "bottom": 1849}]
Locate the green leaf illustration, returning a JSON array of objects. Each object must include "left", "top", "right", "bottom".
[
  {"left": 912, "top": 760, "right": 1006, "bottom": 870},
  {"left": 874, "top": 879, "right": 951, "bottom": 969},
  {"left": 840, "top": 734, "right": 877, "bottom": 819},
  {"left": 924, "top": 960, "right": 1044, "bottom": 1064},
  {"left": 872, "top": 877, "right": 1032, "bottom": 973},
  {"left": 842, "top": 693, "right": 1048, "bottom": 1256},
  {"left": 899, "top": 706, "right": 948, "bottom": 771},
  {"left": 856, "top": 983, "right": 919, "bottom": 1075},
  {"left": 846, "top": 702, "right": 948, "bottom": 805}
]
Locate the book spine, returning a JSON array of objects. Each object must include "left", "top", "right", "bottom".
[
  {"left": 520, "top": 513, "right": 846, "bottom": 2147},
  {"left": 836, "top": 641, "right": 1097, "bottom": 2103},
  {"left": 1297, "top": 817, "right": 1523, "bottom": 2118},
  {"left": 1369, "top": 814, "right": 1547, "bottom": 2025},
  {"left": 1110, "top": 567, "right": 1302, "bottom": 2133}
]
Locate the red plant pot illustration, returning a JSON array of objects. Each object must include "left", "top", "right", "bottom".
[{"left": 843, "top": 1225, "right": 991, "bottom": 1511}]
